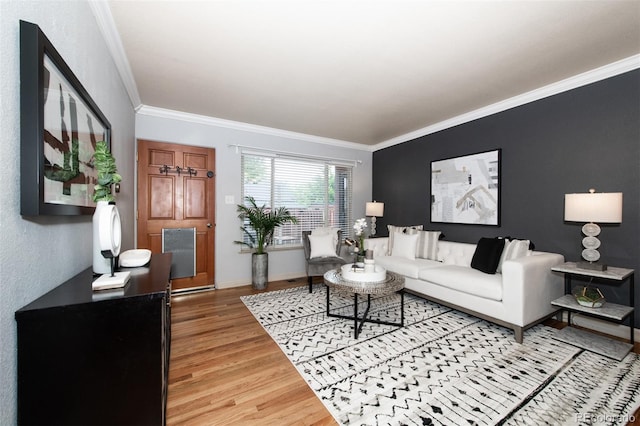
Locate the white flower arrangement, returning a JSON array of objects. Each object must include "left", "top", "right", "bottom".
[
  {"left": 353, "top": 218, "right": 367, "bottom": 236},
  {"left": 353, "top": 217, "right": 368, "bottom": 255}
]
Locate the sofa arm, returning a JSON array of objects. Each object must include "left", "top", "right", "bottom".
[
  {"left": 501, "top": 252, "right": 565, "bottom": 326},
  {"left": 364, "top": 237, "right": 389, "bottom": 258}
]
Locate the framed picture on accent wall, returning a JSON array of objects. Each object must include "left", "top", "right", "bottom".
[
  {"left": 20, "top": 20, "right": 111, "bottom": 216},
  {"left": 431, "top": 149, "right": 501, "bottom": 226}
]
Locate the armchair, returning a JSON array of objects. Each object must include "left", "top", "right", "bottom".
[{"left": 302, "top": 230, "right": 347, "bottom": 293}]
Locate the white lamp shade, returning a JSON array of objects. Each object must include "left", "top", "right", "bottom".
[
  {"left": 564, "top": 192, "right": 622, "bottom": 223},
  {"left": 366, "top": 201, "right": 384, "bottom": 217}
]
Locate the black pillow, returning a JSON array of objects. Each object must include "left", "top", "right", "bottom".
[{"left": 471, "top": 237, "right": 506, "bottom": 274}]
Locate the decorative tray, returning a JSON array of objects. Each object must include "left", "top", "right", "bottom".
[{"left": 341, "top": 263, "right": 386, "bottom": 282}]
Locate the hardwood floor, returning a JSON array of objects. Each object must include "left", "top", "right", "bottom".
[
  {"left": 167, "top": 278, "right": 639, "bottom": 425},
  {"left": 167, "top": 278, "right": 337, "bottom": 425}
]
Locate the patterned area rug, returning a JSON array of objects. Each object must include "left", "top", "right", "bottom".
[{"left": 241, "top": 285, "right": 640, "bottom": 425}]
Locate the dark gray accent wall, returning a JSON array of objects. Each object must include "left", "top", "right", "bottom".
[{"left": 372, "top": 70, "right": 639, "bottom": 326}]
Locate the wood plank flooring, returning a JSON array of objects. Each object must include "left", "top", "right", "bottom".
[
  {"left": 167, "top": 278, "right": 640, "bottom": 425},
  {"left": 167, "top": 278, "right": 337, "bottom": 425}
]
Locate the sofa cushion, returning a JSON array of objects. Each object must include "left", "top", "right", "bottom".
[
  {"left": 418, "top": 265, "right": 503, "bottom": 301},
  {"left": 416, "top": 231, "right": 441, "bottom": 260},
  {"left": 438, "top": 242, "right": 476, "bottom": 266},
  {"left": 387, "top": 225, "right": 423, "bottom": 255},
  {"left": 496, "top": 238, "right": 531, "bottom": 273},
  {"left": 471, "top": 237, "right": 505, "bottom": 274},
  {"left": 391, "top": 232, "right": 419, "bottom": 259},
  {"left": 376, "top": 256, "right": 440, "bottom": 279}
]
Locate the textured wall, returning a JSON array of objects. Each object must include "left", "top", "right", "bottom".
[
  {"left": 0, "top": 2, "right": 135, "bottom": 424},
  {"left": 373, "top": 70, "right": 639, "bottom": 326}
]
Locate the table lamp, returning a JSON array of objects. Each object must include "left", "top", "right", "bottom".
[
  {"left": 366, "top": 201, "right": 384, "bottom": 237},
  {"left": 564, "top": 189, "right": 622, "bottom": 271}
]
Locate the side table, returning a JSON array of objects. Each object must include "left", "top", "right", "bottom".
[{"left": 550, "top": 262, "right": 634, "bottom": 360}]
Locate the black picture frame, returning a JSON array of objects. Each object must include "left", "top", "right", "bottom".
[
  {"left": 430, "top": 149, "right": 501, "bottom": 226},
  {"left": 20, "top": 20, "right": 111, "bottom": 216}
]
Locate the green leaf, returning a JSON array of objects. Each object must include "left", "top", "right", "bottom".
[
  {"left": 235, "top": 196, "right": 298, "bottom": 254},
  {"left": 92, "top": 141, "right": 121, "bottom": 202}
]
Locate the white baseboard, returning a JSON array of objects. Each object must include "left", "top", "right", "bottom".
[
  {"left": 215, "top": 273, "right": 306, "bottom": 290},
  {"left": 559, "top": 312, "right": 638, "bottom": 343}
]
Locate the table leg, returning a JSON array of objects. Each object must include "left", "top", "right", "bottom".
[
  {"left": 354, "top": 293, "right": 359, "bottom": 339},
  {"left": 400, "top": 290, "right": 405, "bottom": 327},
  {"left": 565, "top": 274, "right": 572, "bottom": 326},
  {"left": 326, "top": 285, "right": 330, "bottom": 316},
  {"left": 325, "top": 285, "right": 405, "bottom": 339}
]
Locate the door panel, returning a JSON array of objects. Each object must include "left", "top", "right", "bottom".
[
  {"left": 149, "top": 150, "right": 174, "bottom": 167},
  {"left": 137, "top": 139, "right": 215, "bottom": 291},
  {"left": 150, "top": 176, "right": 175, "bottom": 219},
  {"left": 184, "top": 178, "right": 206, "bottom": 218}
]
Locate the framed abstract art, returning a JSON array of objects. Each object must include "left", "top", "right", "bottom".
[
  {"left": 20, "top": 20, "right": 111, "bottom": 216},
  {"left": 431, "top": 149, "right": 501, "bottom": 226}
]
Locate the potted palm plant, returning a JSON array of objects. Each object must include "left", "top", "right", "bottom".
[{"left": 235, "top": 196, "right": 298, "bottom": 290}]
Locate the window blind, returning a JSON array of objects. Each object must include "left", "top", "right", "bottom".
[{"left": 240, "top": 152, "right": 353, "bottom": 248}]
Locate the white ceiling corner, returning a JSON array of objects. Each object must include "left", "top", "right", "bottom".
[
  {"left": 99, "top": 1, "right": 640, "bottom": 150},
  {"left": 89, "top": 0, "right": 142, "bottom": 109}
]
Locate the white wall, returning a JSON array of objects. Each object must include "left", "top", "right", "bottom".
[
  {"left": 136, "top": 112, "right": 373, "bottom": 288},
  {"left": 0, "top": 1, "right": 135, "bottom": 424}
]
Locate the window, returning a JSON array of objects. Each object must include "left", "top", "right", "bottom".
[{"left": 240, "top": 152, "right": 353, "bottom": 248}]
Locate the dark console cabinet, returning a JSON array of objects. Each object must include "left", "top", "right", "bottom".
[{"left": 15, "top": 254, "right": 172, "bottom": 426}]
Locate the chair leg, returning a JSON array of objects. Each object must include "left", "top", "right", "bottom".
[{"left": 308, "top": 276, "right": 313, "bottom": 293}]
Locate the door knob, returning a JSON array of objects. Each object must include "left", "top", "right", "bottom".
[{"left": 207, "top": 223, "right": 212, "bottom": 228}]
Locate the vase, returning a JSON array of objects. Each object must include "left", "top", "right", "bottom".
[
  {"left": 252, "top": 252, "right": 268, "bottom": 290},
  {"left": 93, "top": 200, "right": 112, "bottom": 274}
]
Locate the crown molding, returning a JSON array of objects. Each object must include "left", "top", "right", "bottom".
[
  {"left": 140, "top": 55, "right": 638, "bottom": 153},
  {"left": 136, "top": 105, "right": 369, "bottom": 150},
  {"left": 89, "top": 3, "right": 637, "bottom": 153},
  {"left": 88, "top": 0, "right": 142, "bottom": 109},
  {"left": 374, "top": 54, "right": 640, "bottom": 151}
]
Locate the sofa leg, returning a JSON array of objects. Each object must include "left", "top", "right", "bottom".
[
  {"left": 514, "top": 327, "right": 524, "bottom": 344},
  {"left": 308, "top": 276, "right": 313, "bottom": 293}
]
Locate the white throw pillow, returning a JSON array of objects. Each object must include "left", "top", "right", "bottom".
[
  {"left": 311, "top": 227, "right": 339, "bottom": 247},
  {"left": 391, "top": 232, "right": 419, "bottom": 260},
  {"left": 387, "top": 225, "right": 423, "bottom": 255},
  {"left": 309, "top": 233, "right": 338, "bottom": 258},
  {"left": 496, "top": 239, "right": 531, "bottom": 273}
]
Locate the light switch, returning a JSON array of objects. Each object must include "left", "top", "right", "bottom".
[{"left": 225, "top": 195, "right": 235, "bottom": 205}]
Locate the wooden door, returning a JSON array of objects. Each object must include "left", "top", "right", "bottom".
[{"left": 137, "top": 139, "right": 215, "bottom": 291}]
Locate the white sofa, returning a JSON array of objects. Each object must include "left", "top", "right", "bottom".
[{"left": 364, "top": 237, "right": 565, "bottom": 342}]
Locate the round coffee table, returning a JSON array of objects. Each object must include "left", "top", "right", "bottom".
[{"left": 323, "top": 268, "right": 405, "bottom": 338}]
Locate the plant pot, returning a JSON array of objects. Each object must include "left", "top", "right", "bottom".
[{"left": 252, "top": 252, "right": 268, "bottom": 290}]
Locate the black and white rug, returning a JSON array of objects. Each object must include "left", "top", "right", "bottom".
[{"left": 241, "top": 285, "right": 640, "bottom": 425}]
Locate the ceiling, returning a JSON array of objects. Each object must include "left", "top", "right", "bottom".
[{"left": 105, "top": 1, "right": 640, "bottom": 147}]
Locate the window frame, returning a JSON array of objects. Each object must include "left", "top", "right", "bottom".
[{"left": 239, "top": 151, "right": 354, "bottom": 251}]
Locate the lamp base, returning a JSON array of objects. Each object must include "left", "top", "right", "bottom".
[
  {"left": 92, "top": 271, "right": 131, "bottom": 291},
  {"left": 577, "top": 261, "right": 607, "bottom": 271}
]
